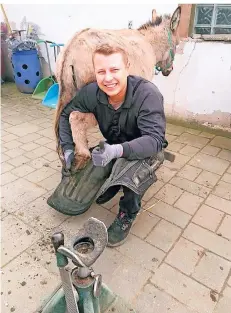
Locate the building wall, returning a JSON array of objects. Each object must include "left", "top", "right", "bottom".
[
  {"left": 178, "top": 4, "right": 193, "bottom": 38},
  {"left": 1, "top": 4, "right": 231, "bottom": 127},
  {"left": 2, "top": 3, "right": 177, "bottom": 40},
  {"left": 154, "top": 40, "right": 231, "bottom": 127},
  {"left": 1, "top": 3, "right": 177, "bottom": 76}
]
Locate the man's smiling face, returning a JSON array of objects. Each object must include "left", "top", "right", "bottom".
[{"left": 93, "top": 52, "right": 129, "bottom": 99}]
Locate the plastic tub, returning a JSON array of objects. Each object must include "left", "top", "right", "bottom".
[{"left": 12, "top": 49, "right": 41, "bottom": 94}]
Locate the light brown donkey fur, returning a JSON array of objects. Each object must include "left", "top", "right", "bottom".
[{"left": 54, "top": 7, "right": 181, "bottom": 169}]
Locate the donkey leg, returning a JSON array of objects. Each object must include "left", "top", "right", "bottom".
[{"left": 69, "top": 111, "right": 98, "bottom": 169}]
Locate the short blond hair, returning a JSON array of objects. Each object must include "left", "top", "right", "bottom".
[{"left": 92, "top": 43, "right": 128, "bottom": 66}]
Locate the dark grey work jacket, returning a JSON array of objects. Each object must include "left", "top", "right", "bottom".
[{"left": 59, "top": 75, "right": 166, "bottom": 160}]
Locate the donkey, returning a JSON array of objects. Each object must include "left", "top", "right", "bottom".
[{"left": 54, "top": 6, "right": 181, "bottom": 169}]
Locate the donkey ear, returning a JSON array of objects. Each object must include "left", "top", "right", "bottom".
[
  {"left": 170, "top": 6, "right": 181, "bottom": 32},
  {"left": 152, "top": 9, "right": 157, "bottom": 23}
]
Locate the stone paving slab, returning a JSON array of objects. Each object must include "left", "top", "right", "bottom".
[
  {"left": 165, "top": 238, "right": 203, "bottom": 275},
  {"left": 1, "top": 215, "right": 42, "bottom": 267},
  {"left": 178, "top": 145, "right": 200, "bottom": 157},
  {"left": 151, "top": 263, "right": 217, "bottom": 313},
  {"left": 134, "top": 284, "right": 197, "bottom": 313},
  {"left": 183, "top": 223, "right": 231, "bottom": 261},
  {"left": 189, "top": 153, "right": 229, "bottom": 175},
  {"left": 1, "top": 178, "right": 47, "bottom": 212},
  {"left": 201, "top": 145, "right": 221, "bottom": 156},
  {"left": 214, "top": 286, "right": 231, "bottom": 313},
  {"left": 1, "top": 253, "right": 60, "bottom": 313},
  {"left": 176, "top": 133, "right": 210, "bottom": 148},
  {"left": 210, "top": 136, "right": 231, "bottom": 150},
  {"left": 213, "top": 181, "right": 231, "bottom": 201},
  {"left": 1, "top": 83, "right": 231, "bottom": 313},
  {"left": 205, "top": 194, "right": 231, "bottom": 215},
  {"left": 192, "top": 205, "right": 224, "bottom": 232},
  {"left": 116, "top": 234, "right": 166, "bottom": 272},
  {"left": 144, "top": 199, "right": 191, "bottom": 228},
  {"left": 174, "top": 191, "right": 204, "bottom": 215},
  {"left": 146, "top": 219, "right": 182, "bottom": 252},
  {"left": 191, "top": 251, "right": 231, "bottom": 293}
]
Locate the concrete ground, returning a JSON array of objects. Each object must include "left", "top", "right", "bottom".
[{"left": 1, "top": 83, "right": 231, "bottom": 313}]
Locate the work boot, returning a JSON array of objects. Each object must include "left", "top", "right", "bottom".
[
  {"left": 107, "top": 212, "right": 135, "bottom": 247},
  {"left": 96, "top": 186, "right": 120, "bottom": 205}
]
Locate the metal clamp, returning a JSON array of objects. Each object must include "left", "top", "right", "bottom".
[
  {"left": 57, "top": 246, "right": 86, "bottom": 267},
  {"left": 70, "top": 217, "right": 108, "bottom": 267}
]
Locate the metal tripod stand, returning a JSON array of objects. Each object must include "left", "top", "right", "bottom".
[{"left": 37, "top": 217, "right": 135, "bottom": 313}]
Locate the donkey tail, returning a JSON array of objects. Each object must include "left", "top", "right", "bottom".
[{"left": 54, "top": 28, "right": 90, "bottom": 161}]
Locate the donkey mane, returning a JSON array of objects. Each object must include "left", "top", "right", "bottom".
[{"left": 138, "top": 16, "right": 163, "bottom": 30}]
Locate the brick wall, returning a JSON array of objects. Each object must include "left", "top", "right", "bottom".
[{"left": 178, "top": 4, "right": 193, "bottom": 38}]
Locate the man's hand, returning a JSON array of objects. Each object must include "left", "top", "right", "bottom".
[
  {"left": 64, "top": 149, "right": 74, "bottom": 170},
  {"left": 92, "top": 142, "right": 123, "bottom": 167}
]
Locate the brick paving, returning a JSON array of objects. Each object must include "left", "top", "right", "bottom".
[{"left": 1, "top": 83, "right": 231, "bottom": 313}]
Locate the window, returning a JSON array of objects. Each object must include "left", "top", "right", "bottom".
[{"left": 194, "top": 4, "right": 231, "bottom": 35}]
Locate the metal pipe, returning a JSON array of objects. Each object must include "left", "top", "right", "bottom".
[{"left": 0, "top": 4, "right": 12, "bottom": 34}]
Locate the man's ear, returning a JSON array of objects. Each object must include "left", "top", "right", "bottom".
[{"left": 126, "top": 61, "right": 130, "bottom": 70}]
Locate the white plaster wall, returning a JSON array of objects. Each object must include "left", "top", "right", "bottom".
[
  {"left": 2, "top": 4, "right": 231, "bottom": 126},
  {"left": 1, "top": 4, "right": 177, "bottom": 74},
  {"left": 2, "top": 3, "right": 177, "bottom": 37},
  {"left": 154, "top": 41, "right": 231, "bottom": 125}
]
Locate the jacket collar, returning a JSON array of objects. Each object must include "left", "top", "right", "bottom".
[{"left": 97, "top": 76, "right": 133, "bottom": 109}]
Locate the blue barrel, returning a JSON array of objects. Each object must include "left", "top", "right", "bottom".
[{"left": 12, "top": 49, "right": 41, "bottom": 94}]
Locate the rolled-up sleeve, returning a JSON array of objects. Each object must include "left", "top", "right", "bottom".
[{"left": 122, "top": 90, "right": 166, "bottom": 160}]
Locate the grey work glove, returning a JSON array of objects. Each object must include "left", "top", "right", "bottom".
[
  {"left": 64, "top": 149, "right": 74, "bottom": 170},
  {"left": 92, "top": 142, "right": 123, "bottom": 167}
]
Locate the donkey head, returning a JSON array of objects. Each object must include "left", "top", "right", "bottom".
[{"left": 155, "top": 6, "right": 181, "bottom": 76}]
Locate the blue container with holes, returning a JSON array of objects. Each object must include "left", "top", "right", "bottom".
[{"left": 12, "top": 49, "right": 41, "bottom": 94}]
